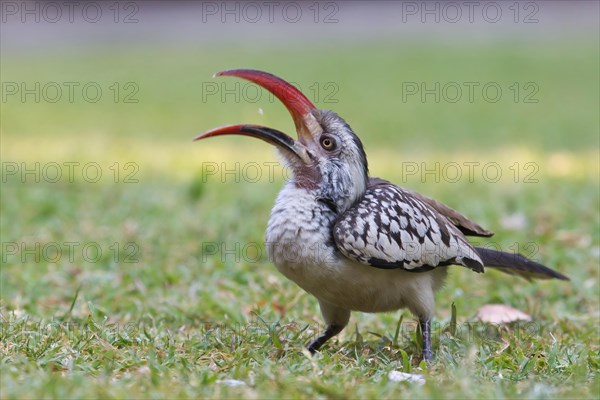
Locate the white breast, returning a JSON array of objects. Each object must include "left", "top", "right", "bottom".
[
  {"left": 266, "top": 184, "right": 337, "bottom": 277},
  {"left": 265, "top": 183, "right": 448, "bottom": 318}
]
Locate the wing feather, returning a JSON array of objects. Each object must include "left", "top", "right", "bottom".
[
  {"left": 368, "top": 178, "right": 494, "bottom": 238},
  {"left": 333, "top": 182, "right": 484, "bottom": 272}
]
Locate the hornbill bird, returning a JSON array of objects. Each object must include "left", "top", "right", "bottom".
[{"left": 194, "top": 69, "right": 569, "bottom": 362}]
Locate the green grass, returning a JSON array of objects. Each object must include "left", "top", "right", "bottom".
[{"left": 1, "top": 40, "right": 599, "bottom": 399}]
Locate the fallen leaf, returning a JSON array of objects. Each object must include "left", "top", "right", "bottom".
[
  {"left": 556, "top": 230, "right": 592, "bottom": 247},
  {"left": 476, "top": 304, "right": 531, "bottom": 324}
]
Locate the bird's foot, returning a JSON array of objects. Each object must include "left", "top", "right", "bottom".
[
  {"left": 307, "top": 324, "right": 344, "bottom": 354},
  {"left": 419, "top": 318, "right": 434, "bottom": 364}
]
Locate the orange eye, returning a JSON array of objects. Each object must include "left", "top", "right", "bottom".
[{"left": 320, "top": 136, "right": 336, "bottom": 150}]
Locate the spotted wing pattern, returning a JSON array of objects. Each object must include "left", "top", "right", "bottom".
[
  {"left": 367, "top": 178, "right": 494, "bottom": 238},
  {"left": 333, "top": 181, "right": 484, "bottom": 272}
]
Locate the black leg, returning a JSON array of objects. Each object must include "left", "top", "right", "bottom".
[
  {"left": 419, "top": 318, "right": 433, "bottom": 362},
  {"left": 307, "top": 324, "right": 344, "bottom": 354}
]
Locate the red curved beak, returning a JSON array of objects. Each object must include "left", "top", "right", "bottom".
[
  {"left": 216, "top": 69, "right": 315, "bottom": 133},
  {"left": 197, "top": 69, "right": 322, "bottom": 146}
]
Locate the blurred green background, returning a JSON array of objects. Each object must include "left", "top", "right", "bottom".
[{"left": 1, "top": 2, "right": 599, "bottom": 398}]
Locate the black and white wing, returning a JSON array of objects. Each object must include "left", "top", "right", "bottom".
[
  {"left": 333, "top": 181, "right": 484, "bottom": 272},
  {"left": 368, "top": 178, "right": 494, "bottom": 238}
]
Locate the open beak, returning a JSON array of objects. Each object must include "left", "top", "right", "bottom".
[
  {"left": 194, "top": 69, "right": 322, "bottom": 161},
  {"left": 193, "top": 124, "right": 311, "bottom": 164}
]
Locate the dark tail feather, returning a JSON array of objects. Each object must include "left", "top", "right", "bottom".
[{"left": 474, "top": 247, "right": 569, "bottom": 281}]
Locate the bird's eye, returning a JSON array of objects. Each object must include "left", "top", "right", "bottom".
[{"left": 320, "top": 135, "right": 337, "bottom": 151}]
